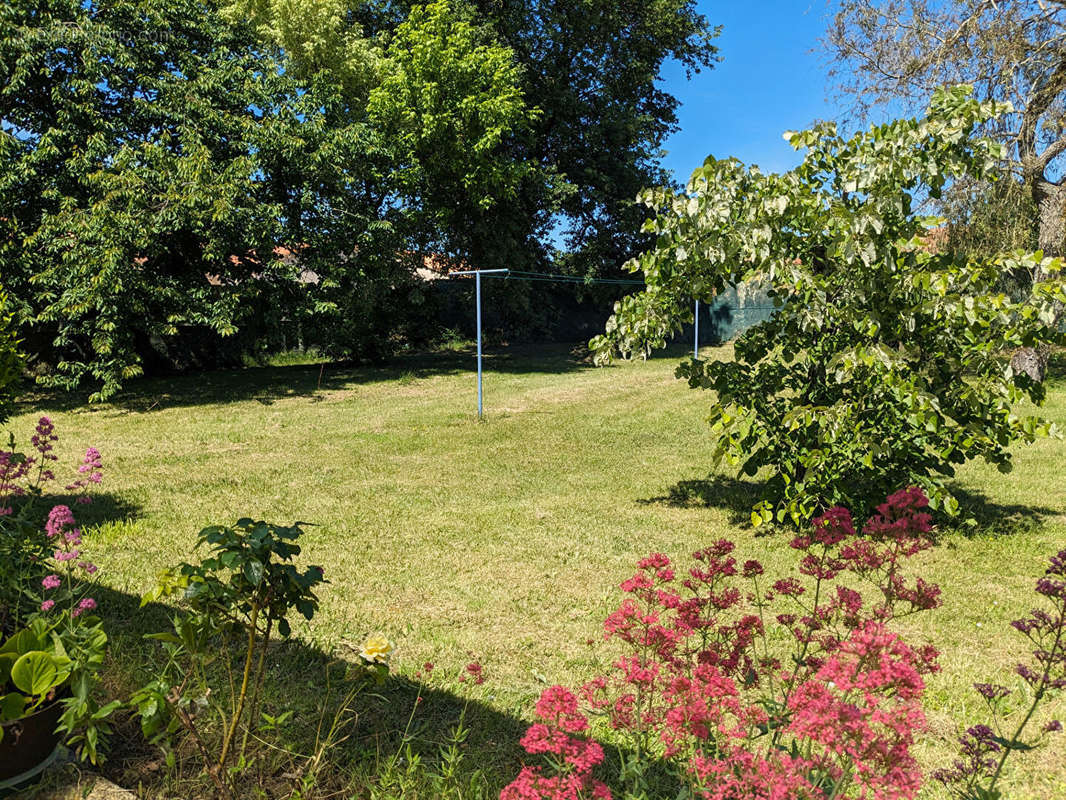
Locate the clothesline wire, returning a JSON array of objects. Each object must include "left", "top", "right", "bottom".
[
  {"left": 444, "top": 270, "right": 778, "bottom": 309},
  {"left": 447, "top": 268, "right": 646, "bottom": 286}
]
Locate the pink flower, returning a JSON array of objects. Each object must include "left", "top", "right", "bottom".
[
  {"left": 40, "top": 600, "right": 55, "bottom": 612},
  {"left": 42, "top": 574, "right": 62, "bottom": 590},
  {"left": 66, "top": 446, "right": 104, "bottom": 494},
  {"left": 31, "top": 417, "right": 58, "bottom": 460},
  {"left": 787, "top": 622, "right": 926, "bottom": 798},
  {"left": 535, "top": 686, "right": 589, "bottom": 733},
  {"left": 505, "top": 689, "right": 611, "bottom": 800},
  {"left": 71, "top": 597, "right": 97, "bottom": 617},
  {"left": 54, "top": 548, "right": 79, "bottom": 562},
  {"left": 78, "top": 447, "right": 102, "bottom": 473},
  {"left": 465, "top": 661, "right": 485, "bottom": 685},
  {"left": 502, "top": 491, "right": 946, "bottom": 800},
  {"left": 46, "top": 505, "right": 76, "bottom": 538}
]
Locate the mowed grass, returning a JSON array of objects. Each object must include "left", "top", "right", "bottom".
[{"left": 11, "top": 342, "right": 1066, "bottom": 798}]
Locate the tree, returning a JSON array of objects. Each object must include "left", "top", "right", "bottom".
[
  {"left": 230, "top": 0, "right": 713, "bottom": 350},
  {"left": 0, "top": 0, "right": 539, "bottom": 396},
  {"left": 465, "top": 0, "right": 721, "bottom": 276},
  {"left": 826, "top": 0, "right": 1066, "bottom": 375},
  {"left": 257, "top": 0, "right": 721, "bottom": 275},
  {"left": 366, "top": 0, "right": 536, "bottom": 256},
  {"left": 827, "top": 0, "right": 1066, "bottom": 249},
  {"left": 0, "top": 0, "right": 315, "bottom": 400},
  {"left": 592, "top": 87, "right": 1066, "bottom": 524},
  {"left": 233, "top": 0, "right": 540, "bottom": 361}
]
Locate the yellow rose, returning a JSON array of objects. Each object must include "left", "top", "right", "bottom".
[{"left": 359, "top": 633, "right": 393, "bottom": 664}]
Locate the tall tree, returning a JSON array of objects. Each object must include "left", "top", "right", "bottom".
[
  {"left": 232, "top": 0, "right": 719, "bottom": 343},
  {"left": 467, "top": 0, "right": 720, "bottom": 275},
  {"left": 0, "top": 0, "right": 316, "bottom": 400},
  {"left": 313, "top": 0, "right": 720, "bottom": 274},
  {"left": 232, "top": 0, "right": 540, "bottom": 359},
  {"left": 1, "top": 0, "right": 539, "bottom": 396},
  {"left": 826, "top": 1, "right": 1066, "bottom": 253},
  {"left": 826, "top": 0, "right": 1066, "bottom": 377}
]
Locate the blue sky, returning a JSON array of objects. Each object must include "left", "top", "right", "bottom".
[{"left": 658, "top": 2, "right": 837, "bottom": 183}]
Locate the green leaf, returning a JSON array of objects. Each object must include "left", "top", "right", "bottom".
[
  {"left": 0, "top": 692, "right": 27, "bottom": 722},
  {"left": 243, "top": 559, "right": 265, "bottom": 586},
  {"left": 11, "top": 651, "right": 62, "bottom": 697},
  {"left": 1, "top": 627, "right": 48, "bottom": 656}
]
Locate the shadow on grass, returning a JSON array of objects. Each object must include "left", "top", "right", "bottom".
[
  {"left": 53, "top": 492, "right": 142, "bottom": 528},
  {"left": 16, "top": 335, "right": 723, "bottom": 417},
  {"left": 91, "top": 582, "right": 686, "bottom": 799},
  {"left": 16, "top": 343, "right": 607, "bottom": 416},
  {"left": 91, "top": 584, "right": 529, "bottom": 797},
  {"left": 948, "top": 485, "right": 1059, "bottom": 536},
  {"left": 639, "top": 476, "right": 1058, "bottom": 538},
  {"left": 638, "top": 475, "right": 763, "bottom": 528},
  {"left": 4, "top": 492, "right": 141, "bottom": 533}
]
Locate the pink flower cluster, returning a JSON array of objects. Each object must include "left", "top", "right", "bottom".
[
  {"left": 39, "top": 503, "right": 99, "bottom": 616},
  {"left": 65, "top": 446, "right": 103, "bottom": 500},
  {"left": 788, "top": 622, "right": 928, "bottom": 798},
  {"left": 0, "top": 417, "right": 103, "bottom": 514},
  {"left": 459, "top": 660, "right": 486, "bottom": 685},
  {"left": 0, "top": 450, "right": 32, "bottom": 515},
  {"left": 502, "top": 686, "right": 611, "bottom": 800},
  {"left": 503, "top": 489, "right": 943, "bottom": 800}
]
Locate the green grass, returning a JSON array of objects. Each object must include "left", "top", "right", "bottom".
[{"left": 11, "top": 342, "right": 1066, "bottom": 798}]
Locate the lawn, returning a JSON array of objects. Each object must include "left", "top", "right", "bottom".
[{"left": 11, "top": 342, "right": 1066, "bottom": 798}]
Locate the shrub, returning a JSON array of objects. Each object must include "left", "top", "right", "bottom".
[
  {"left": 505, "top": 489, "right": 1066, "bottom": 799},
  {"left": 504, "top": 489, "right": 943, "bottom": 799},
  {"left": 133, "top": 519, "right": 390, "bottom": 800},
  {"left": 591, "top": 86, "right": 1066, "bottom": 523}
]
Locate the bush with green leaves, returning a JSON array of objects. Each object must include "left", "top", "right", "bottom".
[
  {"left": 592, "top": 86, "right": 1066, "bottom": 524},
  {"left": 134, "top": 519, "right": 346, "bottom": 799}
]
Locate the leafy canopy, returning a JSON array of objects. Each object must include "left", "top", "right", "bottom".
[
  {"left": 0, "top": 0, "right": 537, "bottom": 398},
  {"left": 593, "top": 86, "right": 1066, "bottom": 524},
  {"left": 0, "top": 0, "right": 313, "bottom": 401},
  {"left": 366, "top": 0, "right": 535, "bottom": 245}
]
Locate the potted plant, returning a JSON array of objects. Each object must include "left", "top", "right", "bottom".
[
  {"left": 0, "top": 505, "right": 117, "bottom": 787},
  {"left": 0, "top": 423, "right": 114, "bottom": 786},
  {"left": 0, "top": 618, "right": 74, "bottom": 782}
]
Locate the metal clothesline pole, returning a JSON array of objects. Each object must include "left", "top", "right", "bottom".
[
  {"left": 449, "top": 269, "right": 509, "bottom": 418},
  {"left": 694, "top": 299, "right": 700, "bottom": 360}
]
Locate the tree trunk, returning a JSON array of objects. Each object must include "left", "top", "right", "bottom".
[
  {"left": 1034, "top": 178, "right": 1066, "bottom": 259},
  {"left": 1013, "top": 178, "right": 1066, "bottom": 383}
]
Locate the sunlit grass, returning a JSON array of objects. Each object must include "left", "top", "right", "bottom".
[{"left": 11, "top": 342, "right": 1066, "bottom": 797}]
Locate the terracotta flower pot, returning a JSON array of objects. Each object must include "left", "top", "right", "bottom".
[{"left": 0, "top": 698, "right": 65, "bottom": 785}]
